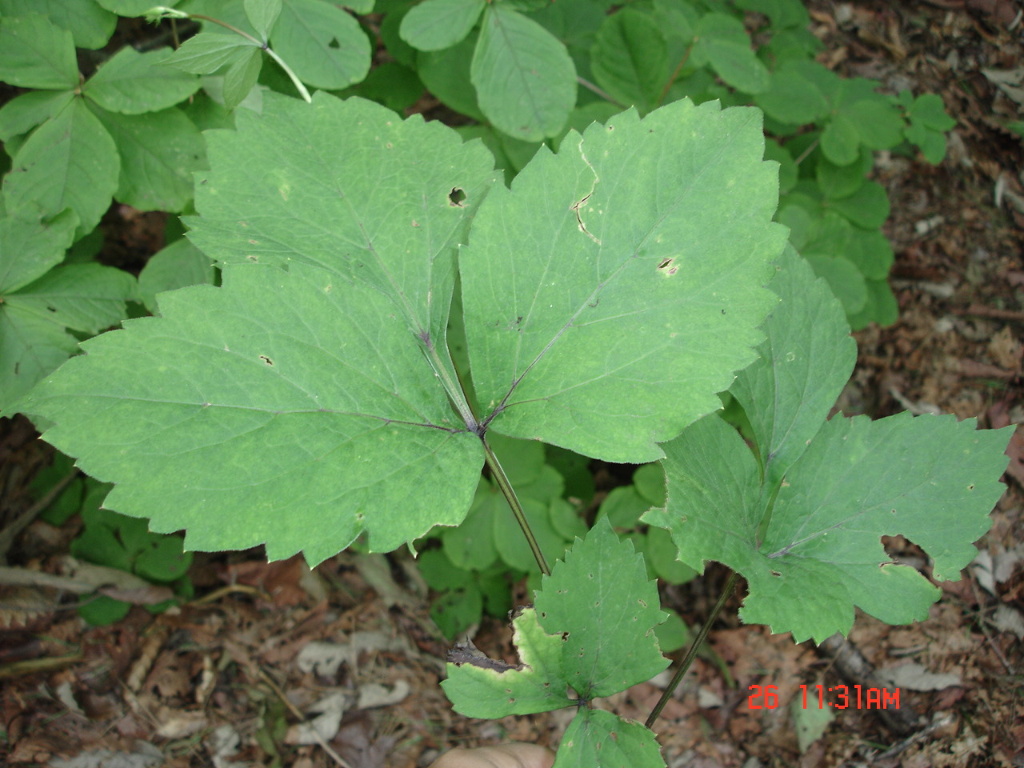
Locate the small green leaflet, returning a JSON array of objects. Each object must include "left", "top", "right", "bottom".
[
  {"left": 590, "top": 9, "right": 668, "bottom": 115},
  {"left": 270, "top": 0, "right": 371, "bottom": 90},
  {"left": 0, "top": 13, "right": 78, "bottom": 89},
  {"left": 83, "top": 48, "right": 201, "bottom": 115},
  {"left": 20, "top": 92, "right": 784, "bottom": 564},
  {"left": 443, "top": 519, "right": 668, "bottom": 767},
  {"left": 644, "top": 250, "right": 1013, "bottom": 643},
  {"left": 0, "top": 209, "right": 137, "bottom": 414},
  {"left": 400, "top": 0, "right": 485, "bottom": 52},
  {"left": 244, "top": 0, "right": 283, "bottom": 41},
  {"left": 471, "top": 5, "right": 576, "bottom": 141}
]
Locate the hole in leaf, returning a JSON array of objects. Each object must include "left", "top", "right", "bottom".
[
  {"left": 448, "top": 187, "right": 466, "bottom": 207},
  {"left": 656, "top": 258, "right": 678, "bottom": 276},
  {"left": 259, "top": 355, "right": 274, "bottom": 366},
  {"left": 328, "top": 37, "right": 340, "bottom": 49}
]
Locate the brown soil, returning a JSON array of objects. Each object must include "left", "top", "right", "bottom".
[{"left": 1, "top": 2, "right": 1022, "bottom": 767}]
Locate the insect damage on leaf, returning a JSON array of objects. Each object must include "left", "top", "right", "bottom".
[
  {"left": 447, "top": 641, "right": 524, "bottom": 673},
  {"left": 571, "top": 193, "right": 601, "bottom": 244}
]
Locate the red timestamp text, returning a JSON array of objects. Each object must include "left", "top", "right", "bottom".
[{"left": 748, "top": 684, "right": 901, "bottom": 710}]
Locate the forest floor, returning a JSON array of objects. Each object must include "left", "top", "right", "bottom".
[{"left": 1, "top": 2, "right": 1023, "bottom": 767}]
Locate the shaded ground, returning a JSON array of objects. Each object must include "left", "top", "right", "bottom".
[{"left": 1, "top": 2, "right": 1022, "bottom": 767}]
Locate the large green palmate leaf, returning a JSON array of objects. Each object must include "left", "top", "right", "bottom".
[
  {"left": 462, "top": 99, "right": 786, "bottom": 462},
  {"left": 21, "top": 92, "right": 785, "bottom": 565},
  {"left": 21, "top": 93, "right": 494, "bottom": 563},
  {"left": 644, "top": 251, "right": 1013, "bottom": 642}
]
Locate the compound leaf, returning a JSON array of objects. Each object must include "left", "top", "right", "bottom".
[
  {"left": 462, "top": 99, "right": 785, "bottom": 462},
  {"left": 645, "top": 252, "right": 1013, "bottom": 642},
  {"left": 23, "top": 261, "right": 484, "bottom": 563},
  {"left": 20, "top": 93, "right": 496, "bottom": 564},
  {"left": 444, "top": 518, "right": 667, "bottom": 718},
  {"left": 19, "top": 93, "right": 792, "bottom": 573}
]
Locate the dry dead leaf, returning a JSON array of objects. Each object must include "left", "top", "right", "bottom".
[{"left": 881, "top": 662, "right": 962, "bottom": 691}]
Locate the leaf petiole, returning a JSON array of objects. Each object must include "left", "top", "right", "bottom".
[
  {"left": 147, "top": 7, "right": 312, "bottom": 103},
  {"left": 645, "top": 570, "right": 739, "bottom": 729},
  {"left": 481, "top": 438, "right": 551, "bottom": 577}
]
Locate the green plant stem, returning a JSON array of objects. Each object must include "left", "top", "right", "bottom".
[
  {"left": 173, "top": 12, "right": 312, "bottom": 103},
  {"left": 645, "top": 570, "right": 739, "bottom": 729},
  {"left": 792, "top": 136, "right": 820, "bottom": 166},
  {"left": 423, "top": 340, "right": 479, "bottom": 433},
  {"left": 577, "top": 77, "right": 626, "bottom": 109},
  {"left": 657, "top": 45, "right": 693, "bottom": 107},
  {"left": 262, "top": 47, "right": 313, "bottom": 103},
  {"left": 179, "top": 13, "right": 259, "bottom": 43},
  {"left": 481, "top": 438, "right": 551, "bottom": 576}
]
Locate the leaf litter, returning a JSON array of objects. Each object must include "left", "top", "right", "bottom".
[{"left": 1, "top": 2, "right": 1023, "bottom": 767}]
